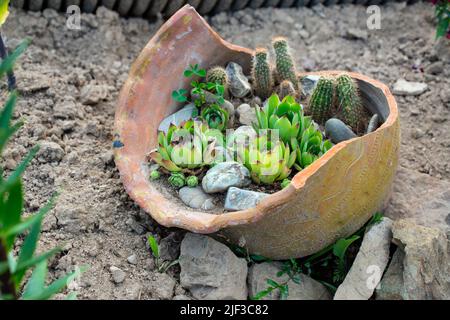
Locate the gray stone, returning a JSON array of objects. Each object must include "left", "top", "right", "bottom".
[
  {"left": 376, "top": 249, "right": 405, "bottom": 300},
  {"left": 226, "top": 62, "right": 251, "bottom": 98},
  {"left": 334, "top": 218, "right": 393, "bottom": 300},
  {"left": 344, "top": 28, "right": 368, "bottom": 41},
  {"left": 127, "top": 254, "right": 138, "bottom": 265},
  {"left": 300, "top": 75, "right": 320, "bottom": 98},
  {"left": 392, "top": 79, "right": 428, "bottom": 96},
  {"left": 236, "top": 103, "right": 256, "bottom": 126},
  {"left": 202, "top": 162, "right": 251, "bottom": 193},
  {"left": 179, "top": 233, "right": 248, "bottom": 300},
  {"left": 37, "top": 141, "right": 65, "bottom": 163},
  {"left": 425, "top": 61, "right": 443, "bottom": 75},
  {"left": 158, "top": 104, "right": 197, "bottom": 133},
  {"left": 248, "top": 262, "right": 331, "bottom": 300},
  {"left": 110, "top": 266, "right": 126, "bottom": 284},
  {"left": 325, "top": 118, "right": 357, "bottom": 144},
  {"left": 80, "top": 83, "right": 109, "bottom": 105},
  {"left": 159, "top": 233, "right": 181, "bottom": 261},
  {"left": 227, "top": 126, "right": 257, "bottom": 149},
  {"left": 179, "top": 186, "right": 216, "bottom": 210},
  {"left": 366, "top": 114, "right": 379, "bottom": 134},
  {"left": 389, "top": 219, "right": 450, "bottom": 300},
  {"left": 225, "top": 187, "right": 269, "bottom": 211},
  {"left": 222, "top": 100, "right": 236, "bottom": 128}
]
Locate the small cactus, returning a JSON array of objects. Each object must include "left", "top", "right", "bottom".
[
  {"left": 206, "top": 66, "right": 229, "bottom": 94},
  {"left": 309, "top": 77, "right": 334, "bottom": 124},
  {"left": 278, "top": 80, "right": 296, "bottom": 99},
  {"left": 272, "top": 37, "right": 299, "bottom": 89},
  {"left": 252, "top": 48, "right": 273, "bottom": 100},
  {"left": 168, "top": 172, "right": 186, "bottom": 188},
  {"left": 335, "top": 74, "right": 365, "bottom": 132},
  {"left": 186, "top": 175, "right": 199, "bottom": 187},
  {"left": 150, "top": 170, "right": 160, "bottom": 181}
]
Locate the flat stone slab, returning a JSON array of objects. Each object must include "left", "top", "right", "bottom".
[{"left": 225, "top": 187, "right": 269, "bottom": 211}]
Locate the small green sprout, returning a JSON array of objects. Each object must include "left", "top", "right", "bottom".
[
  {"left": 147, "top": 235, "right": 179, "bottom": 273},
  {"left": 186, "top": 176, "right": 198, "bottom": 188},
  {"left": 150, "top": 170, "right": 160, "bottom": 181},
  {"left": 281, "top": 178, "right": 291, "bottom": 189}
]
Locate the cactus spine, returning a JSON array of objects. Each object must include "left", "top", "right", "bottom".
[
  {"left": 309, "top": 77, "right": 334, "bottom": 124},
  {"left": 278, "top": 80, "right": 296, "bottom": 99},
  {"left": 252, "top": 48, "right": 273, "bottom": 99},
  {"left": 335, "top": 74, "right": 365, "bottom": 132},
  {"left": 272, "top": 37, "right": 299, "bottom": 89},
  {"left": 206, "top": 66, "right": 228, "bottom": 88}
]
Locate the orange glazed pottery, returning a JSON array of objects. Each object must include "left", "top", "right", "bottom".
[{"left": 114, "top": 5, "right": 400, "bottom": 259}]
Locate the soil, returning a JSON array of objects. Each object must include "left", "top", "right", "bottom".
[{"left": 1, "top": 2, "right": 449, "bottom": 299}]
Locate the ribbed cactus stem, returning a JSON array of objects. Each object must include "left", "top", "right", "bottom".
[
  {"left": 252, "top": 48, "right": 273, "bottom": 99},
  {"left": 336, "top": 74, "right": 365, "bottom": 131},
  {"left": 206, "top": 66, "right": 228, "bottom": 88},
  {"left": 278, "top": 80, "right": 296, "bottom": 99},
  {"left": 309, "top": 77, "right": 334, "bottom": 124},
  {"left": 272, "top": 37, "right": 298, "bottom": 89}
]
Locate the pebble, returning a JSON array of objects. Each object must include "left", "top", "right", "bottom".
[
  {"left": 202, "top": 162, "right": 251, "bottom": 193},
  {"left": 80, "top": 83, "right": 109, "bottom": 105},
  {"left": 236, "top": 103, "right": 256, "bottom": 126},
  {"left": 127, "top": 254, "right": 138, "bottom": 265},
  {"left": 226, "top": 62, "right": 251, "bottom": 98},
  {"left": 179, "top": 186, "right": 216, "bottom": 210},
  {"left": 325, "top": 118, "right": 357, "bottom": 144},
  {"left": 224, "top": 187, "right": 269, "bottom": 211},
  {"left": 110, "top": 266, "right": 126, "bottom": 284},
  {"left": 393, "top": 79, "right": 428, "bottom": 96}
]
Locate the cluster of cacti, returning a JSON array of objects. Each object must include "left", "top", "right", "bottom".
[
  {"left": 335, "top": 74, "right": 365, "bottom": 132},
  {"left": 252, "top": 48, "right": 273, "bottom": 100},
  {"left": 309, "top": 77, "right": 335, "bottom": 124},
  {"left": 272, "top": 37, "right": 299, "bottom": 90},
  {"left": 206, "top": 66, "right": 229, "bottom": 96}
]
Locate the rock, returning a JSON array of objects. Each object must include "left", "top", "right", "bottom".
[
  {"left": 159, "top": 233, "right": 181, "bottom": 261},
  {"left": 300, "top": 75, "right": 320, "bottom": 98},
  {"left": 226, "top": 62, "right": 251, "bottom": 98},
  {"left": 80, "top": 83, "right": 109, "bottom": 105},
  {"left": 110, "top": 266, "right": 126, "bottom": 284},
  {"left": 147, "top": 272, "right": 176, "bottom": 300},
  {"left": 366, "top": 114, "right": 379, "bottom": 134},
  {"left": 179, "top": 186, "right": 216, "bottom": 210},
  {"left": 53, "top": 99, "right": 78, "bottom": 119},
  {"left": 179, "top": 233, "right": 248, "bottom": 300},
  {"left": 236, "top": 103, "right": 256, "bottom": 126},
  {"left": 344, "top": 28, "right": 367, "bottom": 41},
  {"left": 334, "top": 218, "right": 393, "bottom": 300},
  {"left": 127, "top": 254, "right": 138, "bottom": 265},
  {"left": 37, "top": 141, "right": 65, "bottom": 163},
  {"left": 392, "top": 79, "right": 428, "bottom": 96},
  {"left": 376, "top": 249, "right": 405, "bottom": 300},
  {"left": 387, "top": 219, "right": 450, "bottom": 300},
  {"left": 222, "top": 100, "right": 236, "bottom": 128},
  {"left": 385, "top": 167, "right": 450, "bottom": 236},
  {"left": 225, "top": 187, "right": 269, "bottom": 211},
  {"left": 248, "top": 262, "right": 331, "bottom": 300},
  {"left": 325, "top": 118, "right": 357, "bottom": 144},
  {"left": 425, "top": 61, "right": 443, "bottom": 75},
  {"left": 158, "top": 104, "right": 197, "bottom": 133},
  {"left": 202, "top": 162, "right": 251, "bottom": 193}
]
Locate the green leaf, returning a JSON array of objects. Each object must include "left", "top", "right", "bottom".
[
  {"left": 436, "top": 16, "right": 449, "bottom": 39},
  {"left": 171, "top": 89, "right": 188, "bottom": 103},
  {"left": 0, "top": 0, "right": 9, "bottom": 26},
  {"left": 332, "top": 235, "right": 360, "bottom": 261},
  {"left": 266, "top": 278, "right": 280, "bottom": 288},
  {"left": 147, "top": 235, "right": 159, "bottom": 259},
  {"left": 250, "top": 288, "right": 272, "bottom": 300},
  {"left": 14, "top": 248, "right": 60, "bottom": 284},
  {"left": 0, "top": 39, "right": 30, "bottom": 79},
  {"left": 1, "top": 180, "right": 23, "bottom": 249},
  {"left": 22, "top": 260, "right": 48, "bottom": 299}
]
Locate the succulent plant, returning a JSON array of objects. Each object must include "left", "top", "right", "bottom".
[
  {"left": 335, "top": 74, "right": 365, "bottom": 132},
  {"left": 278, "top": 80, "right": 296, "bottom": 99},
  {"left": 291, "top": 126, "right": 333, "bottom": 170},
  {"left": 252, "top": 48, "right": 273, "bottom": 100},
  {"left": 206, "top": 66, "right": 229, "bottom": 94},
  {"left": 281, "top": 178, "right": 291, "bottom": 189},
  {"left": 186, "top": 175, "right": 199, "bottom": 187},
  {"left": 238, "top": 134, "right": 296, "bottom": 185},
  {"left": 200, "top": 104, "right": 229, "bottom": 131},
  {"left": 168, "top": 172, "right": 186, "bottom": 188},
  {"left": 272, "top": 37, "right": 299, "bottom": 90},
  {"left": 150, "top": 170, "right": 160, "bottom": 180},
  {"left": 149, "top": 120, "right": 224, "bottom": 174},
  {"left": 309, "top": 77, "right": 334, "bottom": 124}
]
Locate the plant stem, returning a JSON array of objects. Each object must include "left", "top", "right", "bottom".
[
  {"left": 0, "top": 32, "right": 17, "bottom": 91},
  {"left": 0, "top": 241, "right": 17, "bottom": 299}
]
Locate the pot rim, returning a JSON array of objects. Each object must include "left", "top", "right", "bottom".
[{"left": 114, "top": 5, "right": 399, "bottom": 233}]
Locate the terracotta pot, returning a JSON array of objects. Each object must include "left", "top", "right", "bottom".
[{"left": 114, "top": 5, "right": 400, "bottom": 259}]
